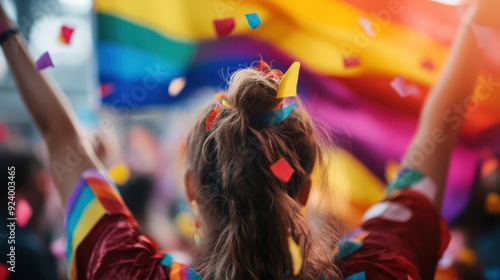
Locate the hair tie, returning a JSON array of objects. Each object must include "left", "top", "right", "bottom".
[{"left": 251, "top": 61, "right": 301, "bottom": 127}]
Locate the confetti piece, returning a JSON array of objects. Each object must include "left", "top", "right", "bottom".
[
  {"left": 276, "top": 62, "right": 300, "bottom": 98},
  {"left": 471, "top": 24, "right": 494, "bottom": 50},
  {"left": 343, "top": 56, "right": 361, "bottom": 68},
  {"left": 270, "top": 157, "right": 295, "bottom": 182},
  {"left": 215, "top": 91, "right": 226, "bottom": 101},
  {"left": 407, "top": 274, "right": 414, "bottom": 280},
  {"left": 50, "top": 237, "right": 66, "bottom": 260},
  {"left": 0, "top": 123, "right": 9, "bottom": 142},
  {"left": 256, "top": 60, "right": 271, "bottom": 72},
  {"left": 457, "top": 247, "right": 477, "bottom": 266},
  {"left": 59, "top": 25, "right": 75, "bottom": 45},
  {"left": 421, "top": 59, "right": 435, "bottom": 71},
  {"left": 390, "top": 75, "right": 420, "bottom": 97},
  {"left": 266, "top": 69, "right": 283, "bottom": 79},
  {"left": 221, "top": 99, "right": 231, "bottom": 108},
  {"left": 168, "top": 77, "right": 186, "bottom": 97},
  {"left": 358, "top": 17, "right": 376, "bottom": 37},
  {"left": 206, "top": 106, "right": 222, "bottom": 130},
  {"left": 16, "top": 198, "right": 32, "bottom": 228},
  {"left": 245, "top": 13, "right": 261, "bottom": 29},
  {"left": 485, "top": 192, "right": 500, "bottom": 215},
  {"left": 287, "top": 237, "right": 302, "bottom": 276},
  {"left": 214, "top": 18, "right": 235, "bottom": 39},
  {"left": 108, "top": 162, "right": 130, "bottom": 185},
  {"left": 174, "top": 212, "right": 196, "bottom": 239},
  {"left": 35, "top": 52, "right": 54, "bottom": 71},
  {"left": 481, "top": 157, "right": 499, "bottom": 178},
  {"left": 345, "top": 272, "right": 366, "bottom": 280},
  {"left": 0, "top": 264, "right": 10, "bottom": 280},
  {"left": 99, "top": 83, "right": 115, "bottom": 97},
  {"left": 385, "top": 160, "right": 399, "bottom": 183}
]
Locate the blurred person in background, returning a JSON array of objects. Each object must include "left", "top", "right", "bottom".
[
  {"left": 0, "top": 148, "right": 58, "bottom": 280},
  {"left": 451, "top": 154, "right": 500, "bottom": 279}
]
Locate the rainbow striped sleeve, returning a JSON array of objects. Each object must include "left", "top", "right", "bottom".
[
  {"left": 160, "top": 254, "right": 201, "bottom": 280},
  {"left": 65, "top": 169, "right": 135, "bottom": 279}
]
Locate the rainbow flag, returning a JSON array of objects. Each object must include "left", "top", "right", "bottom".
[{"left": 95, "top": 0, "right": 500, "bottom": 221}]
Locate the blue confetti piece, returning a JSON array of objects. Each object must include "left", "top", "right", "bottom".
[
  {"left": 245, "top": 13, "right": 262, "bottom": 29},
  {"left": 345, "top": 271, "right": 366, "bottom": 280}
]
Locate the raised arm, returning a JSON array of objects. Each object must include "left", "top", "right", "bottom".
[
  {"left": 0, "top": 6, "right": 104, "bottom": 205},
  {"left": 402, "top": 0, "right": 499, "bottom": 209}
]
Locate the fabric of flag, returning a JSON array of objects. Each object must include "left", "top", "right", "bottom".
[{"left": 95, "top": 0, "right": 500, "bottom": 221}]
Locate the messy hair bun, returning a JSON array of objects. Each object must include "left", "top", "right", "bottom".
[{"left": 226, "top": 68, "right": 282, "bottom": 116}]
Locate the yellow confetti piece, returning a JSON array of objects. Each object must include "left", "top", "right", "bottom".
[
  {"left": 385, "top": 160, "right": 399, "bottom": 183},
  {"left": 485, "top": 192, "right": 500, "bottom": 215},
  {"left": 457, "top": 247, "right": 477, "bottom": 267},
  {"left": 174, "top": 212, "right": 196, "bottom": 239},
  {"left": 108, "top": 162, "right": 130, "bottom": 185},
  {"left": 288, "top": 236, "right": 302, "bottom": 276},
  {"left": 276, "top": 62, "right": 300, "bottom": 99},
  {"left": 221, "top": 99, "right": 231, "bottom": 108}
]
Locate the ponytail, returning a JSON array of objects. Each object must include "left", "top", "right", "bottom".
[{"left": 187, "top": 66, "right": 341, "bottom": 279}]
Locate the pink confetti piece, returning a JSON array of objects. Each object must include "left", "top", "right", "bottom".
[
  {"left": 35, "top": 52, "right": 54, "bottom": 71},
  {"left": 471, "top": 24, "right": 494, "bottom": 50},
  {"left": 421, "top": 59, "right": 435, "bottom": 71},
  {"left": 50, "top": 237, "right": 66, "bottom": 260},
  {"left": 390, "top": 75, "right": 420, "bottom": 97},
  {"left": 214, "top": 18, "right": 235, "bottom": 39},
  {"left": 168, "top": 77, "right": 186, "bottom": 96},
  {"left": 16, "top": 198, "right": 33, "bottom": 228},
  {"left": 59, "top": 25, "right": 75, "bottom": 45},
  {"left": 99, "top": 83, "right": 115, "bottom": 97},
  {"left": 343, "top": 56, "right": 361, "bottom": 68},
  {"left": 358, "top": 17, "right": 376, "bottom": 37},
  {"left": 481, "top": 158, "right": 499, "bottom": 178},
  {"left": 0, "top": 264, "right": 10, "bottom": 279},
  {"left": 270, "top": 157, "right": 295, "bottom": 183},
  {"left": 0, "top": 123, "right": 9, "bottom": 142}
]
